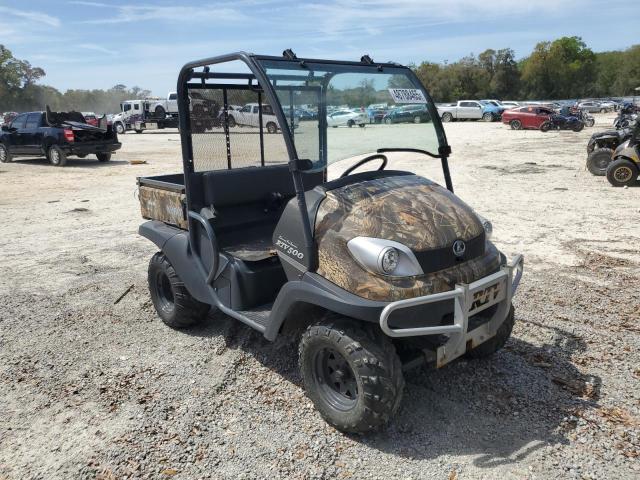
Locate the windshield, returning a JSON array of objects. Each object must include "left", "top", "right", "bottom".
[{"left": 257, "top": 59, "right": 445, "bottom": 172}]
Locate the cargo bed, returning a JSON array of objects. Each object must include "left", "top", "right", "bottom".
[{"left": 137, "top": 174, "right": 187, "bottom": 229}]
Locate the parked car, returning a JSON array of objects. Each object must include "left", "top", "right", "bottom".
[
  {"left": 327, "top": 109, "right": 367, "bottom": 127},
  {"left": 0, "top": 107, "right": 121, "bottom": 166},
  {"left": 481, "top": 99, "right": 510, "bottom": 114},
  {"left": 500, "top": 101, "right": 520, "bottom": 109},
  {"left": 227, "top": 103, "right": 294, "bottom": 133},
  {"left": 437, "top": 100, "right": 495, "bottom": 122},
  {"left": 578, "top": 101, "right": 607, "bottom": 113},
  {"left": 501, "top": 105, "right": 555, "bottom": 130},
  {"left": 294, "top": 108, "right": 317, "bottom": 121},
  {"left": 383, "top": 104, "right": 430, "bottom": 124},
  {"left": 82, "top": 112, "right": 99, "bottom": 127},
  {"left": 598, "top": 100, "right": 619, "bottom": 111}
]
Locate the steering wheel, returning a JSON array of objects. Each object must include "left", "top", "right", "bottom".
[{"left": 340, "top": 154, "right": 388, "bottom": 178}]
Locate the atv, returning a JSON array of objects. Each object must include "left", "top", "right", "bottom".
[
  {"left": 586, "top": 127, "right": 633, "bottom": 176},
  {"left": 136, "top": 50, "right": 524, "bottom": 433},
  {"left": 606, "top": 122, "right": 640, "bottom": 187},
  {"left": 613, "top": 103, "right": 638, "bottom": 129}
]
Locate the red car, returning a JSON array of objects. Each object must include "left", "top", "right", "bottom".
[{"left": 502, "top": 106, "right": 555, "bottom": 130}]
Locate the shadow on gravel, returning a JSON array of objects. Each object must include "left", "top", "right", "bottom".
[
  {"left": 10, "top": 158, "right": 128, "bottom": 168},
  {"left": 187, "top": 311, "right": 601, "bottom": 469}
]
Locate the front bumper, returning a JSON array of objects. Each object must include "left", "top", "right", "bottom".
[{"left": 380, "top": 254, "right": 523, "bottom": 367}]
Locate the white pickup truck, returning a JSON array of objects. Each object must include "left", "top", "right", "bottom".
[
  {"left": 437, "top": 100, "right": 495, "bottom": 122},
  {"left": 147, "top": 92, "right": 179, "bottom": 119},
  {"left": 226, "top": 103, "right": 297, "bottom": 133}
]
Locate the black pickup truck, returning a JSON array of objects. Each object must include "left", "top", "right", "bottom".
[{"left": 0, "top": 107, "right": 121, "bottom": 167}]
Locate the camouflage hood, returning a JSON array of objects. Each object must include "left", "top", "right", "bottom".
[
  {"left": 314, "top": 174, "right": 499, "bottom": 301},
  {"left": 314, "top": 174, "right": 484, "bottom": 251}
]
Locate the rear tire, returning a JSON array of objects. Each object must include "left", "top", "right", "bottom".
[
  {"left": 0, "top": 143, "right": 11, "bottom": 163},
  {"left": 441, "top": 112, "right": 453, "bottom": 122},
  {"left": 540, "top": 121, "right": 551, "bottom": 132},
  {"left": 509, "top": 119, "right": 522, "bottom": 130},
  {"left": 148, "top": 252, "right": 210, "bottom": 328},
  {"left": 413, "top": 115, "right": 421, "bottom": 124},
  {"left": 482, "top": 112, "right": 493, "bottom": 122},
  {"left": 586, "top": 148, "right": 614, "bottom": 176},
  {"left": 606, "top": 159, "right": 639, "bottom": 187},
  {"left": 154, "top": 106, "right": 166, "bottom": 118},
  {"left": 358, "top": 123, "right": 365, "bottom": 128},
  {"left": 135, "top": 129, "right": 143, "bottom": 134},
  {"left": 299, "top": 318, "right": 404, "bottom": 434},
  {"left": 586, "top": 118, "right": 595, "bottom": 127},
  {"left": 466, "top": 304, "right": 515, "bottom": 359},
  {"left": 48, "top": 145, "right": 67, "bottom": 167},
  {"left": 227, "top": 115, "right": 236, "bottom": 128},
  {"left": 572, "top": 122, "right": 584, "bottom": 132},
  {"left": 384, "top": 117, "right": 392, "bottom": 124},
  {"left": 96, "top": 153, "right": 111, "bottom": 162}
]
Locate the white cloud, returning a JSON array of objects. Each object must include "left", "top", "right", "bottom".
[
  {"left": 77, "top": 4, "right": 246, "bottom": 24},
  {"left": 78, "top": 43, "right": 118, "bottom": 55},
  {"left": 0, "top": 6, "right": 60, "bottom": 27}
]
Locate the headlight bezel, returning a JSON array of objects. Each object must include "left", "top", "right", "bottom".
[{"left": 347, "top": 237, "right": 424, "bottom": 278}]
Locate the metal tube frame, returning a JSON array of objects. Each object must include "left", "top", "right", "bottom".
[
  {"left": 176, "top": 51, "right": 455, "bottom": 272},
  {"left": 380, "top": 255, "right": 524, "bottom": 367}
]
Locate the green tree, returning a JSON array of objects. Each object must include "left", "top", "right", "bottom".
[{"left": 521, "top": 36, "right": 596, "bottom": 99}]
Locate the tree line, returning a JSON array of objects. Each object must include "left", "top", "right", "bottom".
[
  {"left": 1, "top": 37, "right": 639, "bottom": 114},
  {"left": 413, "top": 37, "right": 640, "bottom": 102},
  {"left": 0, "top": 45, "right": 151, "bottom": 114}
]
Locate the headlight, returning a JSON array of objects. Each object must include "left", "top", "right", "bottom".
[
  {"left": 347, "top": 237, "right": 423, "bottom": 277},
  {"left": 379, "top": 247, "right": 399, "bottom": 274},
  {"left": 476, "top": 214, "right": 493, "bottom": 240}
]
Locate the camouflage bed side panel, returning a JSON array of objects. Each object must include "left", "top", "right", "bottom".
[
  {"left": 138, "top": 185, "right": 187, "bottom": 229},
  {"left": 315, "top": 175, "right": 500, "bottom": 301}
]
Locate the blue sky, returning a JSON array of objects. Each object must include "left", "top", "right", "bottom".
[{"left": 2, "top": 0, "right": 639, "bottom": 96}]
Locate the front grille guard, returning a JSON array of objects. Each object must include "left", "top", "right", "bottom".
[{"left": 380, "top": 255, "right": 524, "bottom": 367}]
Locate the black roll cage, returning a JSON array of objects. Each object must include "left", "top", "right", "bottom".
[{"left": 176, "top": 51, "right": 453, "bottom": 271}]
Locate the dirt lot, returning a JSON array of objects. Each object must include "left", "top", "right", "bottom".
[{"left": 1, "top": 114, "right": 638, "bottom": 479}]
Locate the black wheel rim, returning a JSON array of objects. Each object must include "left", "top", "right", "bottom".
[
  {"left": 312, "top": 347, "right": 358, "bottom": 411},
  {"left": 155, "top": 270, "right": 175, "bottom": 313},
  {"left": 595, "top": 155, "right": 609, "bottom": 169}
]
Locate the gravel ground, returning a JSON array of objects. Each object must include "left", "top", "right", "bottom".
[{"left": 0, "top": 113, "right": 638, "bottom": 479}]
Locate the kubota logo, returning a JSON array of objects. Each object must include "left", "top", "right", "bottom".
[{"left": 452, "top": 239, "right": 466, "bottom": 257}]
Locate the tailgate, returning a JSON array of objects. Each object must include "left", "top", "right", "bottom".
[{"left": 137, "top": 174, "right": 187, "bottom": 229}]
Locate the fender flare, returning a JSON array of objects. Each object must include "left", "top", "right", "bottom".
[
  {"left": 263, "top": 273, "right": 387, "bottom": 341},
  {"left": 139, "top": 220, "right": 212, "bottom": 304}
]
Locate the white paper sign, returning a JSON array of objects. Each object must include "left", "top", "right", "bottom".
[{"left": 388, "top": 88, "right": 427, "bottom": 104}]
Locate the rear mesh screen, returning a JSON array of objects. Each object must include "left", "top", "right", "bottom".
[{"left": 187, "top": 86, "right": 289, "bottom": 172}]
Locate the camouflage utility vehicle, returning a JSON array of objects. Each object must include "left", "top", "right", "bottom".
[{"left": 137, "top": 50, "right": 524, "bottom": 433}]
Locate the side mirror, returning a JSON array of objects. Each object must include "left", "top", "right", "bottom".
[{"left": 1, "top": 125, "right": 13, "bottom": 132}]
